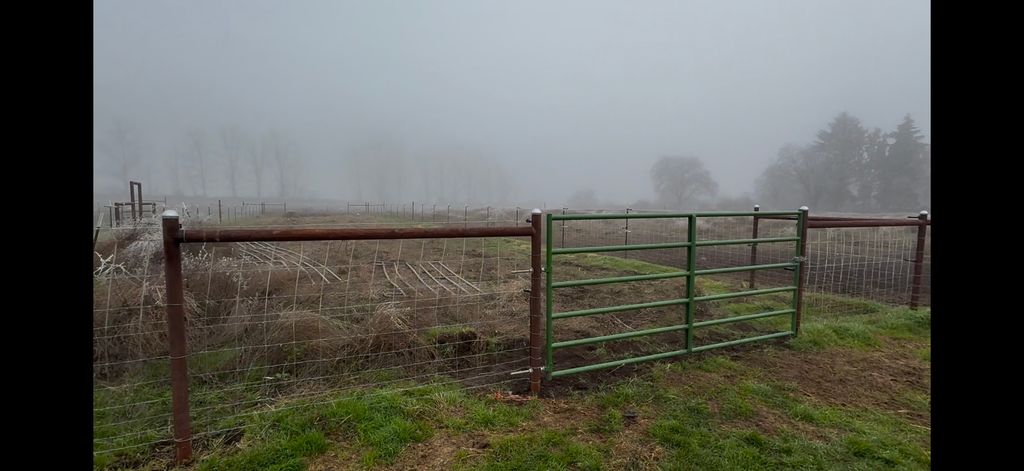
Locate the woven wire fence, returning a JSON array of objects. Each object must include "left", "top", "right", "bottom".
[
  {"left": 93, "top": 218, "right": 531, "bottom": 465},
  {"left": 803, "top": 225, "right": 931, "bottom": 317}
]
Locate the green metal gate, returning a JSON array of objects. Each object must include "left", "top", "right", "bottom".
[{"left": 544, "top": 210, "right": 807, "bottom": 378}]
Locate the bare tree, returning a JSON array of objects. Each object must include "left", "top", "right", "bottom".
[
  {"left": 184, "top": 128, "right": 210, "bottom": 196},
  {"left": 247, "top": 134, "right": 267, "bottom": 198},
  {"left": 265, "top": 131, "right": 291, "bottom": 198},
  {"left": 650, "top": 156, "right": 719, "bottom": 209},
  {"left": 219, "top": 126, "right": 245, "bottom": 198},
  {"left": 567, "top": 189, "right": 598, "bottom": 208},
  {"left": 165, "top": 144, "right": 184, "bottom": 196},
  {"left": 97, "top": 119, "right": 141, "bottom": 183}
]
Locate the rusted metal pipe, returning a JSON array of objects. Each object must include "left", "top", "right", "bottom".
[
  {"left": 909, "top": 210, "right": 929, "bottom": 309},
  {"left": 179, "top": 225, "right": 534, "bottom": 243},
  {"left": 529, "top": 209, "right": 543, "bottom": 394},
  {"left": 160, "top": 211, "right": 193, "bottom": 464},
  {"left": 806, "top": 219, "right": 931, "bottom": 228},
  {"left": 129, "top": 182, "right": 138, "bottom": 221}
]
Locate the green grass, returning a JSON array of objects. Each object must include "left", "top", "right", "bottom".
[
  {"left": 645, "top": 367, "right": 930, "bottom": 470},
  {"left": 96, "top": 241, "right": 930, "bottom": 470},
  {"left": 459, "top": 430, "right": 605, "bottom": 471},
  {"left": 790, "top": 307, "right": 930, "bottom": 351}
]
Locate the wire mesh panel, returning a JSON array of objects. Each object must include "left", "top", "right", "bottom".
[
  {"left": 803, "top": 225, "right": 931, "bottom": 317},
  {"left": 93, "top": 218, "right": 531, "bottom": 467}
]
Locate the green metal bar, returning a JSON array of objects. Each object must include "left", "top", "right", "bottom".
[
  {"left": 685, "top": 214, "right": 696, "bottom": 352},
  {"left": 545, "top": 213, "right": 554, "bottom": 375},
  {"left": 793, "top": 207, "right": 809, "bottom": 334},
  {"left": 691, "top": 331, "right": 793, "bottom": 352},
  {"left": 552, "top": 324, "right": 689, "bottom": 349},
  {"left": 695, "top": 262, "right": 797, "bottom": 276},
  {"left": 552, "top": 271, "right": 689, "bottom": 288},
  {"left": 549, "top": 348, "right": 690, "bottom": 377},
  {"left": 693, "top": 309, "right": 795, "bottom": 328},
  {"left": 694, "top": 286, "right": 796, "bottom": 303},
  {"left": 552, "top": 211, "right": 799, "bottom": 221},
  {"left": 552, "top": 298, "right": 689, "bottom": 320},
  {"left": 695, "top": 236, "right": 799, "bottom": 247},
  {"left": 551, "top": 241, "right": 690, "bottom": 255},
  {"left": 548, "top": 331, "right": 794, "bottom": 378}
]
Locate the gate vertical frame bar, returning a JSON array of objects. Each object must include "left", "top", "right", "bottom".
[
  {"left": 529, "top": 209, "right": 543, "bottom": 393},
  {"left": 685, "top": 214, "right": 697, "bottom": 352},
  {"left": 544, "top": 212, "right": 554, "bottom": 376},
  {"left": 793, "top": 206, "right": 809, "bottom": 334},
  {"left": 749, "top": 205, "right": 760, "bottom": 288}
]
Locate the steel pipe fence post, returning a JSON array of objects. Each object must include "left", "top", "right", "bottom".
[
  {"left": 218, "top": 200, "right": 222, "bottom": 223},
  {"left": 749, "top": 205, "right": 760, "bottom": 288},
  {"left": 910, "top": 210, "right": 929, "bottom": 309},
  {"left": 529, "top": 209, "right": 543, "bottom": 394},
  {"left": 160, "top": 211, "right": 193, "bottom": 464},
  {"left": 129, "top": 183, "right": 137, "bottom": 221},
  {"left": 793, "top": 206, "right": 809, "bottom": 334}
]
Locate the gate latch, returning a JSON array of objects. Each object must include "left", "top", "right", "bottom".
[{"left": 510, "top": 366, "right": 544, "bottom": 376}]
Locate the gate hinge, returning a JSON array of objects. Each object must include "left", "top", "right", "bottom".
[
  {"left": 510, "top": 366, "right": 545, "bottom": 376},
  {"left": 792, "top": 256, "right": 807, "bottom": 263}
]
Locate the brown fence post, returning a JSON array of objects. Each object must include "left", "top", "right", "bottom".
[
  {"left": 218, "top": 200, "right": 222, "bottom": 224},
  {"left": 909, "top": 210, "right": 929, "bottom": 309},
  {"left": 795, "top": 206, "right": 809, "bottom": 334},
  {"left": 529, "top": 209, "right": 543, "bottom": 394},
  {"left": 160, "top": 211, "right": 193, "bottom": 464},
  {"left": 129, "top": 183, "right": 137, "bottom": 221},
  {"left": 749, "top": 205, "right": 760, "bottom": 288}
]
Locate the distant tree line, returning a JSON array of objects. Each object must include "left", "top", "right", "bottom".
[
  {"left": 566, "top": 112, "right": 928, "bottom": 213},
  {"left": 95, "top": 120, "right": 515, "bottom": 204},
  {"left": 755, "top": 112, "right": 930, "bottom": 212}
]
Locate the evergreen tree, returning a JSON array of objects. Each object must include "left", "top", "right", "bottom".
[
  {"left": 812, "top": 112, "right": 868, "bottom": 210},
  {"left": 874, "top": 114, "right": 927, "bottom": 210}
]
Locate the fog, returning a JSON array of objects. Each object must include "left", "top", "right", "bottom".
[{"left": 94, "top": 0, "right": 929, "bottom": 210}]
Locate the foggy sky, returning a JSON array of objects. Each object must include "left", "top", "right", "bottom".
[{"left": 94, "top": 0, "right": 930, "bottom": 205}]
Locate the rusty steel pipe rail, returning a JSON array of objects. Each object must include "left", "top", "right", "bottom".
[
  {"left": 178, "top": 226, "right": 534, "bottom": 243},
  {"left": 806, "top": 219, "right": 930, "bottom": 228}
]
